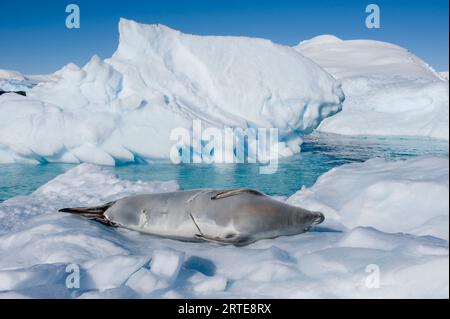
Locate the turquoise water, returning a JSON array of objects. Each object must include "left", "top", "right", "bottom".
[{"left": 0, "top": 133, "right": 448, "bottom": 202}]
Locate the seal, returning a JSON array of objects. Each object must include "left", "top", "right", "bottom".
[{"left": 59, "top": 188, "right": 324, "bottom": 245}]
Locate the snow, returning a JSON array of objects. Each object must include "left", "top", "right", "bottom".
[
  {"left": 0, "top": 19, "right": 344, "bottom": 165},
  {"left": 125, "top": 268, "right": 159, "bottom": 295},
  {"left": 295, "top": 36, "right": 449, "bottom": 140},
  {"left": 439, "top": 71, "right": 449, "bottom": 81},
  {"left": 83, "top": 255, "right": 150, "bottom": 291},
  {"left": 288, "top": 156, "right": 449, "bottom": 240},
  {"left": 190, "top": 274, "right": 228, "bottom": 294},
  {"left": 150, "top": 249, "right": 184, "bottom": 284},
  {"left": 0, "top": 157, "right": 447, "bottom": 298}
]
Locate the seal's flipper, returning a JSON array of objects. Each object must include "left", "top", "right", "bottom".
[
  {"left": 194, "top": 233, "right": 248, "bottom": 246},
  {"left": 59, "top": 201, "right": 117, "bottom": 227},
  {"left": 211, "top": 189, "right": 264, "bottom": 200},
  {"left": 189, "top": 212, "right": 249, "bottom": 245}
]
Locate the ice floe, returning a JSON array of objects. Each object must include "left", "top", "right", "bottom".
[{"left": 0, "top": 156, "right": 447, "bottom": 298}]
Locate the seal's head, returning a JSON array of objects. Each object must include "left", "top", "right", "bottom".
[{"left": 207, "top": 188, "right": 325, "bottom": 235}]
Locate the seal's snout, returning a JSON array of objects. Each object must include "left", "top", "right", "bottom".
[{"left": 312, "top": 212, "right": 325, "bottom": 225}]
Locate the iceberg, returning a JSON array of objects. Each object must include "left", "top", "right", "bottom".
[
  {"left": 295, "top": 35, "right": 449, "bottom": 140},
  {"left": 0, "top": 69, "right": 36, "bottom": 92},
  {"left": 0, "top": 19, "right": 344, "bottom": 165},
  {"left": 0, "top": 156, "right": 447, "bottom": 298},
  {"left": 0, "top": 69, "right": 58, "bottom": 92}
]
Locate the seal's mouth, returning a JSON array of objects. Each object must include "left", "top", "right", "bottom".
[{"left": 312, "top": 212, "right": 325, "bottom": 225}]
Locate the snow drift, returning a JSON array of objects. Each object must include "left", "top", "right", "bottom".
[
  {"left": 288, "top": 156, "right": 449, "bottom": 240},
  {"left": 0, "top": 156, "right": 447, "bottom": 298},
  {"left": 295, "top": 35, "right": 449, "bottom": 140},
  {"left": 0, "top": 19, "right": 344, "bottom": 165}
]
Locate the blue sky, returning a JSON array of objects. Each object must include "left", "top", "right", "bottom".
[{"left": 0, "top": 0, "right": 448, "bottom": 74}]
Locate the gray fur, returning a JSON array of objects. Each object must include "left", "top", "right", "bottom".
[{"left": 61, "top": 189, "right": 325, "bottom": 246}]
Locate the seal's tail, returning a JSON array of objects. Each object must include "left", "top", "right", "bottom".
[{"left": 59, "top": 201, "right": 117, "bottom": 226}]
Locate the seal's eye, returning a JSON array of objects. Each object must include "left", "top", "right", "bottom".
[{"left": 141, "top": 209, "right": 147, "bottom": 214}]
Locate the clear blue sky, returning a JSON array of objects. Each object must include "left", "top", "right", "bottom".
[{"left": 0, "top": 0, "right": 448, "bottom": 74}]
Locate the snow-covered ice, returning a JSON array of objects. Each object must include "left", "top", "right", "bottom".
[
  {"left": 295, "top": 35, "right": 449, "bottom": 140},
  {"left": 0, "top": 19, "right": 344, "bottom": 165},
  {"left": 0, "top": 156, "right": 447, "bottom": 298},
  {"left": 288, "top": 156, "right": 449, "bottom": 240},
  {"left": 439, "top": 71, "right": 449, "bottom": 81}
]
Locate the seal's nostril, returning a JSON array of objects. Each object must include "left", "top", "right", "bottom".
[{"left": 313, "top": 212, "right": 325, "bottom": 225}]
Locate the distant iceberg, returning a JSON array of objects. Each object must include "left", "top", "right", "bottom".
[
  {"left": 0, "top": 69, "right": 59, "bottom": 92},
  {"left": 0, "top": 69, "right": 36, "bottom": 92},
  {"left": 0, "top": 19, "right": 344, "bottom": 165},
  {"left": 295, "top": 35, "right": 449, "bottom": 140}
]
